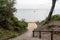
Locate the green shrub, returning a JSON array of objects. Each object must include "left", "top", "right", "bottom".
[
  {"left": 8, "top": 31, "right": 17, "bottom": 38},
  {"left": 0, "top": 32, "right": 3, "bottom": 37},
  {"left": 11, "top": 16, "right": 28, "bottom": 32},
  {"left": 51, "top": 14, "right": 60, "bottom": 20}
]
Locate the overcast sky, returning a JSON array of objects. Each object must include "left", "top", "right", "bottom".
[
  {"left": 15, "top": 0, "right": 51, "bottom": 9},
  {"left": 14, "top": 0, "right": 60, "bottom": 22}
]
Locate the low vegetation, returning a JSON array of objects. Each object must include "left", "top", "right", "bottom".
[
  {"left": 51, "top": 14, "right": 60, "bottom": 20},
  {"left": 0, "top": 16, "right": 28, "bottom": 40},
  {"left": 40, "top": 14, "right": 60, "bottom": 25}
]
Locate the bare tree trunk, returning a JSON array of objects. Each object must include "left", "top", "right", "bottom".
[{"left": 46, "top": 0, "right": 57, "bottom": 23}]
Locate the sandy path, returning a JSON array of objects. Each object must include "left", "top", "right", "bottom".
[{"left": 9, "top": 30, "right": 41, "bottom": 40}]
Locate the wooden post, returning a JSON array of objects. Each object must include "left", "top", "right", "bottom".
[
  {"left": 39, "top": 31, "right": 41, "bottom": 38},
  {"left": 51, "top": 31, "right": 53, "bottom": 40},
  {"left": 33, "top": 31, "right": 34, "bottom": 37}
]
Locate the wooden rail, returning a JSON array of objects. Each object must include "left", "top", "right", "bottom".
[{"left": 33, "top": 31, "right": 60, "bottom": 40}]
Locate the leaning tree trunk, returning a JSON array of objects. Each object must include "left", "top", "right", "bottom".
[{"left": 46, "top": 0, "right": 57, "bottom": 23}]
